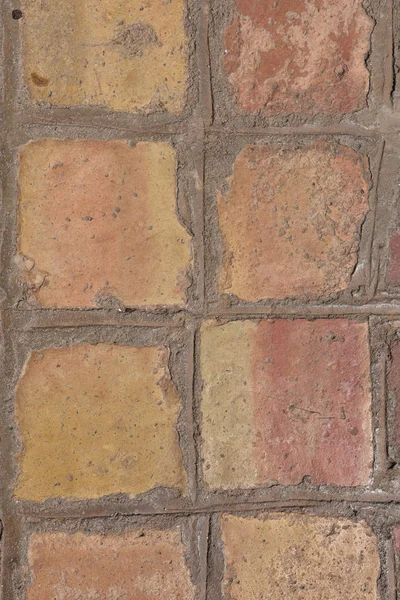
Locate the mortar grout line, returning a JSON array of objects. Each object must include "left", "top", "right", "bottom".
[
  {"left": 7, "top": 302, "right": 400, "bottom": 325},
  {"left": 368, "top": 139, "right": 386, "bottom": 294},
  {"left": 204, "top": 305, "right": 400, "bottom": 317},
  {"left": 14, "top": 495, "right": 400, "bottom": 522},
  {"left": 377, "top": 348, "right": 390, "bottom": 477},
  {"left": 370, "top": 316, "right": 383, "bottom": 487},
  {"left": 191, "top": 322, "right": 205, "bottom": 506},
  {"left": 10, "top": 320, "right": 187, "bottom": 330},
  {"left": 186, "top": 325, "right": 199, "bottom": 505},
  {"left": 388, "top": 536, "right": 397, "bottom": 600},
  {"left": 189, "top": 114, "right": 206, "bottom": 311},
  {"left": 0, "top": 2, "right": 35, "bottom": 598},
  {"left": 206, "top": 124, "right": 381, "bottom": 137},
  {"left": 198, "top": 514, "right": 210, "bottom": 600},
  {"left": 14, "top": 119, "right": 394, "bottom": 139},
  {"left": 383, "top": 0, "right": 394, "bottom": 108},
  {"left": 198, "top": 0, "right": 212, "bottom": 127},
  {"left": 198, "top": 135, "right": 206, "bottom": 310},
  {"left": 0, "top": 515, "right": 21, "bottom": 600}
]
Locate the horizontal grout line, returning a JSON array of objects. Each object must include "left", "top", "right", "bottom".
[
  {"left": 10, "top": 321, "right": 186, "bottom": 330},
  {"left": 17, "top": 122, "right": 184, "bottom": 136},
  {"left": 206, "top": 125, "right": 381, "bottom": 137},
  {"left": 12, "top": 120, "right": 386, "bottom": 139},
  {"left": 11, "top": 492, "right": 400, "bottom": 521},
  {"left": 205, "top": 303, "right": 400, "bottom": 317},
  {"left": 5, "top": 302, "right": 400, "bottom": 330}
]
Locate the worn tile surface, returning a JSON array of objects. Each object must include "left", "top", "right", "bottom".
[
  {"left": 21, "top": 0, "right": 188, "bottom": 114},
  {"left": 200, "top": 318, "right": 372, "bottom": 489},
  {"left": 26, "top": 529, "right": 196, "bottom": 599},
  {"left": 217, "top": 143, "right": 370, "bottom": 301},
  {"left": 223, "top": 0, "right": 373, "bottom": 115},
  {"left": 18, "top": 139, "right": 191, "bottom": 308},
  {"left": 221, "top": 513, "right": 380, "bottom": 600},
  {"left": 15, "top": 344, "right": 187, "bottom": 501}
]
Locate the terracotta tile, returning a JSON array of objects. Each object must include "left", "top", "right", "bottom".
[
  {"left": 18, "top": 139, "right": 191, "bottom": 308},
  {"left": 220, "top": 513, "right": 379, "bottom": 600},
  {"left": 223, "top": 0, "right": 373, "bottom": 115},
  {"left": 21, "top": 0, "right": 188, "bottom": 114},
  {"left": 26, "top": 528, "right": 195, "bottom": 599},
  {"left": 217, "top": 143, "right": 369, "bottom": 301},
  {"left": 200, "top": 318, "right": 372, "bottom": 489},
  {"left": 15, "top": 344, "right": 187, "bottom": 501}
]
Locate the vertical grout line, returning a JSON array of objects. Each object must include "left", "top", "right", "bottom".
[
  {"left": 191, "top": 322, "right": 204, "bottom": 507},
  {"left": 0, "top": 516, "right": 21, "bottom": 600},
  {"left": 378, "top": 351, "right": 389, "bottom": 476},
  {"left": 186, "top": 322, "right": 199, "bottom": 505},
  {"left": 0, "top": 309, "right": 21, "bottom": 600},
  {"left": 199, "top": 131, "right": 206, "bottom": 312},
  {"left": 1, "top": 1, "right": 23, "bottom": 598},
  {"left": 190, "top": 120, "right": 206, "bottom": 313},
  {"left": 198, "top": 0, "right": 213, "bottom": 127},
  {"left": 388, "top": 536, "right": 397, "bottom": 600},
  {"left": 367, "top": 138, "right": 385, "bottom": 298},
  {"left": 370, "top": 317, "right": 389, "bottom": 484},
  {"left": 0, "top": 12, "right": 6, "bottom": 598},
  {"left": 383, "top": 0, "right": 394, "bottom": 108},
  {"left": 198, "top": 514, "right": 210, "bottom": 600},
  {"left": 192, "top": 0, "right": 212, "bottom": 312}
]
